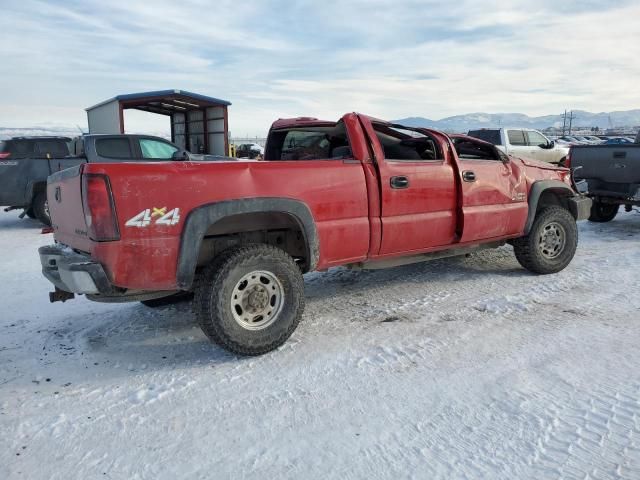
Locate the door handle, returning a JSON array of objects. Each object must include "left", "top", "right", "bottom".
[
  {"left": 462, "top": 171, "right": 476, "bottom": 182},
  {"left": 390, "top": 176, "right": 409, "bottom": 189}
]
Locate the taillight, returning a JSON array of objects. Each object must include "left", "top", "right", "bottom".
[
  {"left": 564, "top": 149, "right": 571, "bottom": 168},
  {"left": 0, "top": 152, "right": 10, "bottom": 159},
  {"left": 81, "top": 174, "right": 120, "bottom": 241}
]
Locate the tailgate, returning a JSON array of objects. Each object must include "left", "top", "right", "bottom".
[
  {"left": 572, "top": 145, "right": 640, "bottom": 183},
  {"left": 47, "top": 164, "right": 93, "bottom": 252}
]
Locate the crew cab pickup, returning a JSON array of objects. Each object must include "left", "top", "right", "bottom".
[
  {"left": 468, "top": 128, "right": 570, "bottom": 164},
  {"left": 567, "top": 140, "right": 640, "bottom": 222},
  {"left": 40, "top": 113, "right": 591, "bottom": 355}
]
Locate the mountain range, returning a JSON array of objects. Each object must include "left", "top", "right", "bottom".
[{"left": 393, "top": 109, "right": 640, "bottom": 132}]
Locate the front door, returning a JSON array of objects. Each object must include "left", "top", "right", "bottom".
[
  {"left": 525, "top": 130, "right": 551, "bottom": 162},
  {"left": 506, "top": 129, "right": 538, "bottom": 160},
  {"left": 360, "top": 119, "right": 458, "bottom": 255},
  {"left": 452, "top": 137, "right": 528, "bottom": 242}
]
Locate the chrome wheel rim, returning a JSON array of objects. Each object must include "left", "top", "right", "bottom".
[
  {"left": 538, "top": 221, "right": 566, "bottom": 259},
  {"left": 230, "top": 270, "right": 284, "bottom": 330}
]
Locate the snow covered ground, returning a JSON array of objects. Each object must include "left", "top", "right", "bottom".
[{"left": 1, "top": 209, "right": 639, "bottom": 479}]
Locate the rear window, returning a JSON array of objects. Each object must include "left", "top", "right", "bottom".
[
  {"left": 95, "top": 138, "right": 133, "bottom": 159},
  {"left": 265, "top": 122, "right": 351, "bottom": 160},
  {"left": 467, "top": 130, "right": 502, "bottom": 146},
  {"left": 6, "top": 140, "right": 36, "bottom": 159},
  {"left": 36, "top": 140, "right": 69, "bottom": 158}
]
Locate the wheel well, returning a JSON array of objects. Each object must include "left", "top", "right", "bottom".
[
  {"left": 537, "top": 189, "right": 573, "bottom": 217},
  {"left": 195, "top": 212, "right": 309, "bottom": 272}
]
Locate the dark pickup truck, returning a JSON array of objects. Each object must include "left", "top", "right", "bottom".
[
  {"left": 2, "top": 134, "right": 225, "bottom": 225},
  {"left": 567, "top": 139, "right": 640, "bottom": 222}
]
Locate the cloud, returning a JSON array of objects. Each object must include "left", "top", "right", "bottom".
[{"left": 0, "top": 0, "right": 639, "bottom": 135}]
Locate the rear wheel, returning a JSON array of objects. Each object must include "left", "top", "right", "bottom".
[
  {"left": 194, "top": 244, "right": 304, "bottom": 356},
  {"left": 588, "top": 201, "right": 619, "bottom": 223},
  {"left": 512, "top": 206, "right": 578, "bottom": 274},
  {"left": 32, "top": 191, "right": 51, "bottom": 226}
]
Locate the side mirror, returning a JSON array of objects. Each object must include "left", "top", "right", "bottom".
[{"left": 171, "top": 150, "right": 190, "bottom": 161}]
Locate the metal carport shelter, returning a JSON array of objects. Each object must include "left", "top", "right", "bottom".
[{"left": 85, "top": 89, "right": 231, "bottom": 156}]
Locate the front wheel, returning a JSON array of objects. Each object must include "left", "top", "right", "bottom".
[
  {"left": 512, "top": 206, "right": 578, "bottom": 274},
  {"left": 194, "top": 244, "right": 305, "bottom": 356},
  {"left": 588, "top": 201, "right": 619, "bottom": 223}
]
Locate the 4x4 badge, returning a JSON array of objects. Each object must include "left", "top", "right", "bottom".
[{"left": 125, "top": 208, "right": 181, "bottom": 227}]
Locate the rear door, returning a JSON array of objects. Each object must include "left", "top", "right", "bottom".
[
  {"left": 359, "top": 118, "right": 458, "bottom": 255},
  {"left": 452, "top": 137, "right": 528, "bottom": 242}
]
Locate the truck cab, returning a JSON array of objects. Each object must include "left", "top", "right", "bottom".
[{"left": 468, "top": 128, "right": 569, "bottom": 164}]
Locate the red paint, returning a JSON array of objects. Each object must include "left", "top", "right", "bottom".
[{"left": 47, "top": 113, "right": 573, "bottom": 291}]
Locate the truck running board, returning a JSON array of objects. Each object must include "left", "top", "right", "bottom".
[{"left": 346, "top": 241, "right": 506, "bottom": 270}]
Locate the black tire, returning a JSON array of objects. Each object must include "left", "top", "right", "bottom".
[
  {"left": 512, "top": 206, "right": 578, "bottom": 274},
  {"left": 194, "top": 244, "right": 304, "bottom": 356},
  {"left": 32, "top": 191, "right": 51, "bottom": 226},
  {"left": 141, "top": 292, "right": 194, "bottom": 308},
  {"left": 25, "top": 208, "right": 36, "bottom": 219},
  {"left": 588, "top": 201, "right": 619, "bottom": 223}
]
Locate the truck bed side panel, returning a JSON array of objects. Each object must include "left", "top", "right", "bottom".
[{"left": 61, "top": 160, "right": 369, "bottom": 290}]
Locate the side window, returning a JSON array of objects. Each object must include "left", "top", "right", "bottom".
[
  {"left": 266, "top": 122, "right": 351, "bottom": 161},
  {"left": 139, "top": 139, "right": 178, "bottom": 159},
  {"left": 8, "top": 140, "right": 35, "bottom": 159},
  {"left": 95, "top": 138, "right": 133, "bottom": 159},
  {"left": 526, "top": 131, "right": 547, "bottom": 147},
  {"left": 453, "top": 137, "right": 501, "bottom": 161},
  {"left": 36, "top": 140, "right": 69, "bottom": 158},
  {"left": 373, "top": 124, "right": 441, "bottom": 161},
  {"left": 507, "top": 130, "right": 526, "bottom": 146}
]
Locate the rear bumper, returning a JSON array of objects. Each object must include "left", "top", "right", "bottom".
[
  {"left": 568, "top": 195, "right": 592, "bottom": 221},
  {"left": 39, "top": 244, "right": 114, "bottom": 295}
]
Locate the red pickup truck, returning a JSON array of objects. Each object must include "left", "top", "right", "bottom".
[{"left": 40, "top": 113, "right": 591, "bottom": 355}]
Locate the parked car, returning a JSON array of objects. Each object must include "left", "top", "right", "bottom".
[
  {"left": 0, "top": 136, "right": 72, "bottom": 225},
  {"left": 1, "top": 134, "right": 234, "bottom": 225},
  {"left": 40, "top": 113, "right": 590, "bottom": 355},
  {"left": 567, "top": 137, "right": 640, "bottom": 222},
  {"left": 467, "top": 128, "right": 570, "bottom": 164},
  {"left": 602, "top": 137, "right": 634, "bottom": 145},
  {"left": 235, "top": 143, "right": 264, "bottom": 159},
  {"left": 559, "top": 136, "right": 587, "bottom": 144}
]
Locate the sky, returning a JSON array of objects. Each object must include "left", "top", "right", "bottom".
[{"left": 1, "top": 0, "right": 639, "bottom": 137}]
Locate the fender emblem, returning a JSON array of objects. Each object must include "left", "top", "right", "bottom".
[{"left": 55, "top": 186, "right": 62, "bottom": 203}]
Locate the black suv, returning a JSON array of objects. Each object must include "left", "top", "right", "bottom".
[{"left": 0, "top": 136, "right": 72, "bottom": 225}]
